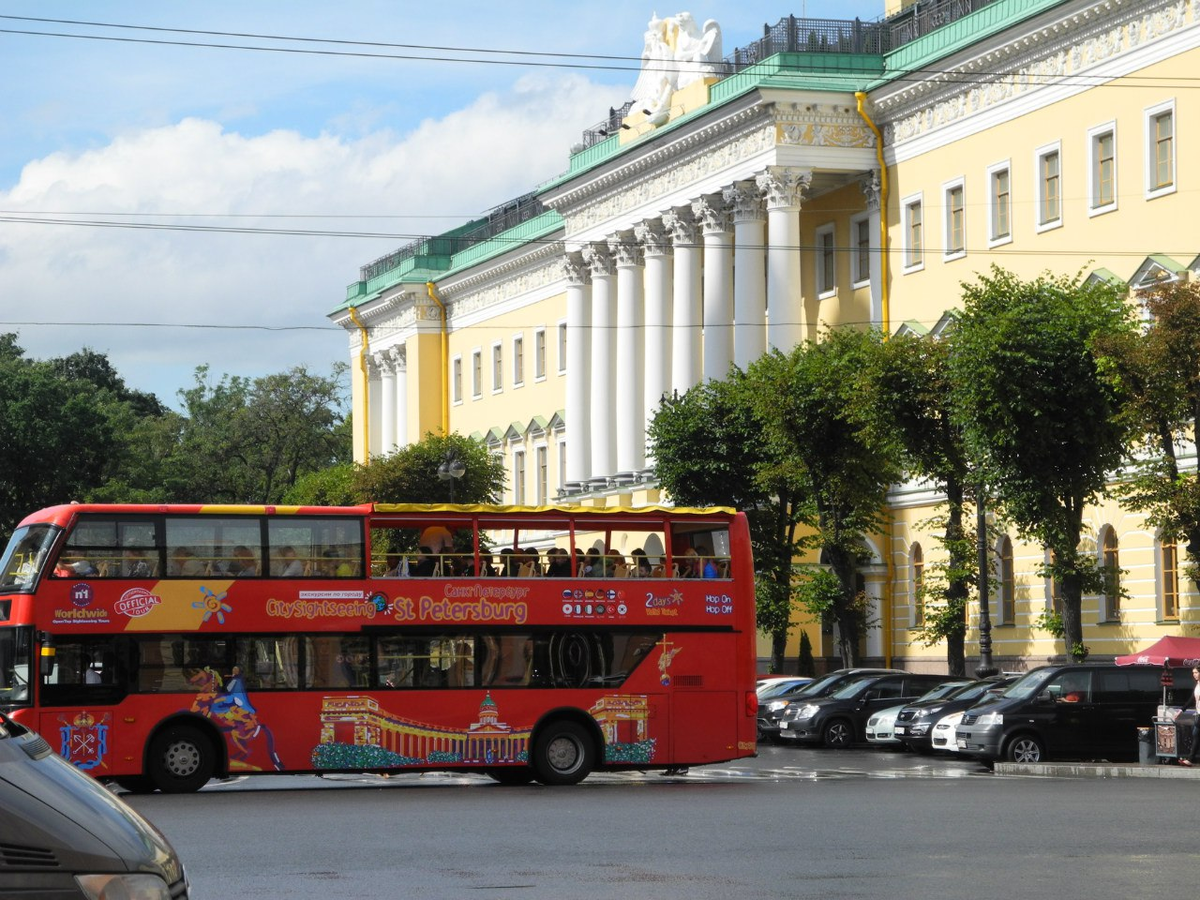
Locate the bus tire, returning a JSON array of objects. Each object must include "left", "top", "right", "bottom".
[
  {"left": 532, "top": 720, "right": 594, "bottom": 786},
  {"left": 147, "top": 725, "right": 216, "bottom": 794},
  {"left": 487, "top": 767, "right": 536, "bottom": 786}
]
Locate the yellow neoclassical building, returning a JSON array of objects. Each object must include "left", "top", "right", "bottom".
[{"left": 331, "top": 0, "right": 1199, "bottom": 672}]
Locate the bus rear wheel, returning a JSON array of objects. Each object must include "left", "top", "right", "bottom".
[
  {"left": 148, "top": 725, "right": 216, "bottom": 794},
  {"left": 487, "top": 767, "right": 536, "bottom": 786},
  {"left": 532, "top": 721, "right": 595, "bottom": 786}
]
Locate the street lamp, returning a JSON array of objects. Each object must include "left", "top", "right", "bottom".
[{"left": 437, "top": 454, "right": 466, "bottom": 502}]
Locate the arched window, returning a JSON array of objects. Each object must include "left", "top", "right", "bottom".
[
  {"left": 1161, "top": 538, "right": 1180, "bottom": 621},
  {"left": 911, "top": 542, "right": 925, "bottom": 627},
  {"left": 996, "top": 535, "right": 1014, "bottom": 625},
  {"left": 1100, "top": 526, "right": 1120, "bottom": 621}
]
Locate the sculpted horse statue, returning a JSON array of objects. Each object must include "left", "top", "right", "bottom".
[{"left": 188, "top": 667, "right": 284, "bottom": 771}]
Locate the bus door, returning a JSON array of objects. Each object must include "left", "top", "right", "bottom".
[{"left": 666, "top": 632, "right": 738, "bottom": 765}]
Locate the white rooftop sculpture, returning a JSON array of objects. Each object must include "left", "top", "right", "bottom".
[{"left": 630, "top": 12, "right": 723, "bottom": 126}]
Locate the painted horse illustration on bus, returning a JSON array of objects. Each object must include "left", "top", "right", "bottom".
[{"left": 188, "top": 666, "right": 284, "bottom": 771}]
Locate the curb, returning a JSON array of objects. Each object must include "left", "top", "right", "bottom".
[{"left": 996, "top": 761, "right": 1200, "bottom": 779}]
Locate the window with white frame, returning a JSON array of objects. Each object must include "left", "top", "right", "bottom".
[
  {"left": 491, "top": 343, "right": 503, "bottom": 392},
  {"left": 850, "top": 215, "right": 871, "bottom": 286},
  {"left": 902, "top": 194, "right": 923, "bottom": 271},
  {"left": 943, "top": 178, "right": 965, "bottom": 260},
  {"left": 1146, "top": 100, "right": 1176, "bottom": 198},
  {"left": 557, "top": 321, "right": 568, "bottom": 374},
  {"left": 1088, "top": 123, "right": 1117, "bottom": 214},
  {"left": 535, "top": 445, "right": 548, "bottom": 505},
  {"left": 512, "top": 336, "right": 524, "bottom": 387},
  {"left": 1035, "top": 142, "right": 1062, "bottom": 230},
  {"left": 512, "top": 450, "right": 526, "bottom": 505},
  {"left": 910, "top": 542, "right": 925, "bottom": 627},
  {"left": 1099, "top": 525, "right": 1120, "bottom": 621},
  {"left": 996, "top": 535, "right": 1014, "bottom": 626},
  {"left": 451, "top": 355, "right": 463, "bottom": 404},
  {"left": 471, "top": 350, "right": 482, "bottom": 399},
  {"left": 815, "top": 224, "right": 836, "bottom": 296},
  {"left": 1160, "top": 537, "right": 1180, "bottom": 621},
  {"left": 557, "top": 439, "right": 567, "bottom": 493},
  {"left": 534, "top": 328, "right": 546, "bottom": 380},
  {"left": 987, "top": 161, "right": 1011, "bottom": 246}
]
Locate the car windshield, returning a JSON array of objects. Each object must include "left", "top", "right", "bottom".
[
  {"left": 758, "top": 679, "right": 808, "bottom": 700},
  {"left": 999, "top": 669, "right": 1051, "bottom": 700},
  {"left": 955, "top": 679, "right": 1007, "bottom": 701},
  {"left": 915, "top": 681, "right": 970, "bottom": 703},
  {"left": 0, "top": 627, "right": 32, "bottom": 709},
  {"left": 828, "top": 676, "right": 881, "bottom": 700},
  {"left": 0, "top": 525, "right": 59, "bottom": 593}
]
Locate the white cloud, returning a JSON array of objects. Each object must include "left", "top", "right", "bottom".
[{"left": 0, "top": 72, "right": 616, "bottom": 407}]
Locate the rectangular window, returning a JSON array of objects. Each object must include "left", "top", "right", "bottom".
[
  {"left": 851, "top": 216, "right": 871, "bottom": 286},
  {"left": 1163, "top": 541, "right": 1180, "bottom": 620},
  {"left": 534, "top": 329, "right": 546, "bottom": 380},
  {"left": 1090, "top": 125, "right": 1116, "bottom": 212},
  {"left": 452, "top": 356, "right": 463, "bottom": 404},
  {"left": 558, "top": 440, "right": 567, "bottom": 494},
  {"left": 902, "top": 195, "right": 923, "bottom": 271},
  {"left": 816, "top": 225, "right": 836, "bottom": 296},
  {"left": 944, "top": 180, "right": 965, "bottom": 259},
  {"left": 988, "top": 162, "right": 1011, "bottom": 245},
  {"left": 471, "top": 350, "right": 482, "bottom": 399},
  {"left": 1036, "top": 143, "right": 1062, "bottom": 229},
  {"left": 536, "top": 445, "right": 548, "bottom": 505},
  {"left": 513, "top": 450, "right": 526, "bottom": 505},
  {"left": 492, "top": 343, "right": 503, "bottom": 392},
  {"left": 512, "top": 336, "right": 524, "bottom": 387},
  {"left": 557, "top": 322, "right": 568, "bottom": 374},
  {"left": 1147, "top": 101, "right": 1176, "bottom": 198}
]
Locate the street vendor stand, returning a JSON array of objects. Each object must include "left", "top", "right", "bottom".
[{"left": 1115, "top": 635, "right": 1200, "bottom": 763}]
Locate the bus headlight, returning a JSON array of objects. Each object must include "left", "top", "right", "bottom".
[{"left": 75, "top": 873, "right": 172, "bottom": 900}]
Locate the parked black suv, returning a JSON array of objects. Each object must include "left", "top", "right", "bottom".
[
  {"left": 894, "top": 675, "right": 1017, "bottom": 753},
  {"left": 778, "top": 672, "right": 953, "bottom": 748},
  {"left": 955, "top": 663, "right": 1193, "bottom": 763},
  {"left": 757, "top": 668, "right": 900, "bottom": 742}
]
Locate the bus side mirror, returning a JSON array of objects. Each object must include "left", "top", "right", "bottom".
[{"left": 38, "top": 634, "right": 55, "bottom": 679}]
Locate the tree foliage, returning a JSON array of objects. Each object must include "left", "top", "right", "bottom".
[
  {"left": 351, "top": 432, "right": 505, "bottom": 505},
  {"left": 949, "top": 267, "right": 1135, "bottom": 655}
]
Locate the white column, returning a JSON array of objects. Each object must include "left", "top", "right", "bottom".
[
  {"left": 693, "top": 194, "right": 733, "bottom": 382},
  {"left": 563, "top": 252, "right": 592, "bottom": 492},
  {"left": 725, "top": 180, "right": 766, "bottom": 370},
  {"left": 366, "top": 356, "right": 382, "bottom": 459},
  {"left": 862, "top": 170, "right": 884, "bottom": 330},
  {"left": 663, "top": 207, "right": 701, "bottom": 394},
  {"left": 636, "top": 218, "right": 671, "bottom": 465},
  {"left": 583, "top": 243, "right": 616, "bottom": 487},
  {"left": 611, "top": 231, "right": 645, "bottom": 479},
  {"left": 758, "top": 166, "right": 811, "bottom": 352},
  {"left": 394, "top": 347, "right": 408, "bottom": 448},
  {"left": 377, "top": 350, "right": 397, "bottom": 455}
]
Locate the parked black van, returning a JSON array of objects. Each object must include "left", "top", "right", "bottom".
[
  {"left": 955, "top": 663, "right": 1192, "bottom": 763},
  {"left": 0, "top": 712, "right": 189, "bottom": 899}
]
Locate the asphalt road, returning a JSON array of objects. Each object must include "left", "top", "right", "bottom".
[{"left": 124, "top": 744, "right": 1194, "bottom": 900}]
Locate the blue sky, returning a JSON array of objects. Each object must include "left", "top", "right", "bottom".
[{"left": 0, "top": 1, "right": 885, "bottom": 407}]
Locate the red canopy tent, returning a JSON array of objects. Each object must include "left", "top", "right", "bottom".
[{"left": 1114, "top": 635, "right": 1200, "bottom": 668}]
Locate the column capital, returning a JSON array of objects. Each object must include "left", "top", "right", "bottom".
[
  {"left": 756, "top": 166, "right": 812, "bottom": 210},
  {"left": 860, "top": 169, "right": 882, "bottom": 212},
  {"left": 662, "top": 207, "right": 698, "bottom": 246},
  {"left": 723, "top": 180, "right": 765, "bottom": 223},
  {"left": 691, "top": 193, "right": 731, "bottom": 235},
  {"left": 563, "top": 250, "right": 592, "bottom": 286},
  {"left": 581, "top": 242, "right": 615, "bottom": 278},
  {"left": 607, "top": 231, "right": 644, "bottom": 269},
  {"left": 634, "top": 219, "right": 672, "bottom": 258}
]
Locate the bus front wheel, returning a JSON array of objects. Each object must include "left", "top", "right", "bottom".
[
  {"left": 532, "top": 721, "right": 595, "bottom": 786},
  {"left": 148, "top": 725, "right": 216, "bottom": 793}
]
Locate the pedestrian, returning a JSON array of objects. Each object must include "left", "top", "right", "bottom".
[{"left": 1176, "top": 666, "right": 1200, "bottom": 766}]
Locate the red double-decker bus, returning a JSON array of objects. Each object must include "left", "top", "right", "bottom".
[{"left": 0, "top": 502, "right": 757, "bottom": 791}]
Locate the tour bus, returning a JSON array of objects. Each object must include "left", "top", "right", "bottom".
[{"left": 0, "top": 502, "right": 757, "bottom": 792}]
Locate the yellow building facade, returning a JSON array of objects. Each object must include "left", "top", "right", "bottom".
[{"left": 332, "top": 0, "right": 1200, "bottom": 672}]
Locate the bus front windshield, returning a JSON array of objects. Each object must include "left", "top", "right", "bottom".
[
  {"left": 0, "top": 525, "right": 59, "bottom": 593},
  {"left": 0, "top": 627, "right": 32, "bottom": 708}
]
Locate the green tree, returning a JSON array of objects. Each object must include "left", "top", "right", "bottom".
[
  {"left": 1096, "top": 281, "right": 1200, "bottom": 593},
  {"left": 351, "top": 432, "right": 505, "bottom": 505},
  {"left": 648, "top": 375, "right": 814, "bottom": 672},
  {"left": 747, "top": 330, "right": 903, "bottom": 667},
  {"left": 949, "top": 267, "right": 1135, "bottom": 657},
  {"left": 172, "top": 364, "right": 350, "bottom": 503},
  {"left": 874, "top": 334, "right": 975, "bottom": 676}
]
